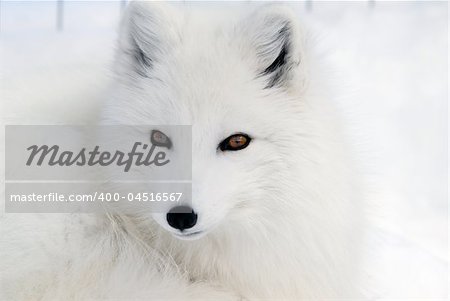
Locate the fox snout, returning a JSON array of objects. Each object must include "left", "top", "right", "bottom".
[{"left": 166, "top": 206, "right": 198, "bottom": 231}]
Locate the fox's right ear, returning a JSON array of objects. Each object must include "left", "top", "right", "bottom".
[{"left": 116, "top": 2, "right": 180, "bottom": 77}]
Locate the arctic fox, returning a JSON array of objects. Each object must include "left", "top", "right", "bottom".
[{"left": 1, "top": 2, "right": 365, "bottom": 300}]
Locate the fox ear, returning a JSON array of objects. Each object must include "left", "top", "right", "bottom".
[
  {"left": 117, "top": 2, "right": 179, "bottom": 77},
  {"left": 242, "top": 5, "right": 303, "bottom": 89}
]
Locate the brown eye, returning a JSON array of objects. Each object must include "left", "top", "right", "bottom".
[
  {"left": 219, "top": 133, "right": 251, "bottom": 151},
  {"left": 151, "top": 130, "right": 172, "bottom": 149}
]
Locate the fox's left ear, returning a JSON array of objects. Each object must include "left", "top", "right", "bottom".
[{"left": 240, "top": 5, "right": 304, "bottom": 89}]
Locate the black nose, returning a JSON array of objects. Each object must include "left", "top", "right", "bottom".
[{"left": 166, "top": 206, "right": 197, "bottom": 231}]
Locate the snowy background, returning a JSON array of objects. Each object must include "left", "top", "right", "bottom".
[{"left": 0, "top": 1, "right": 448, "bottom": 299}]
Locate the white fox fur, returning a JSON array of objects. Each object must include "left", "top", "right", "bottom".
[{"left": 0, "top": 2, "right": 366, "bottom": 300}]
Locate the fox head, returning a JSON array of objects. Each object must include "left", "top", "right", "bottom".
[
  {"left": 99, "top": 3, "right": 364, "bottom": 297},
  {"left": 101, "top": 2, "right": 342, "bottom": 242}
]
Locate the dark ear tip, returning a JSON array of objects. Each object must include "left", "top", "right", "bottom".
[
  {"left": 263, "top": 31, "right": 289, "bottom": 74},
  {"left": 262, "top": 45, "right": 288, "bottom": 88},
  {"left": 261, "top": 22, "right": 293, "bottom": 88}
]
